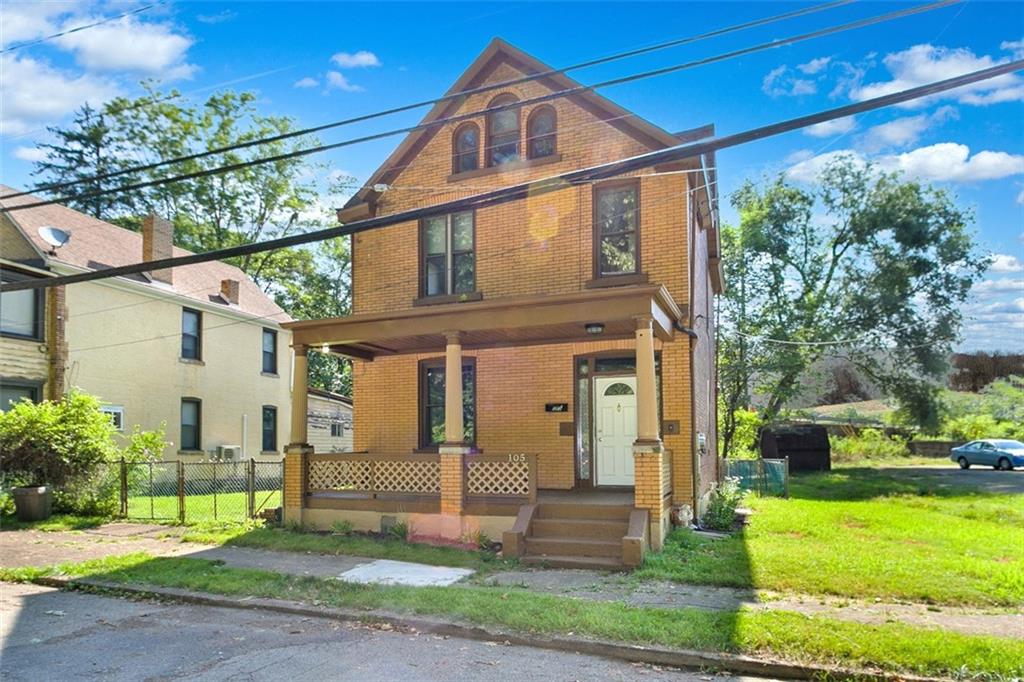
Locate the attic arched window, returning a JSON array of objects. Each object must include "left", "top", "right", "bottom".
[
  {"left": 486, "top": 94, "right": 520, "bottom": 167},
  {"left": 527, "top": 105, "right": 556, "bottom": 159},
  {"left": 452, "top": 122, "right": 479, "bottom": 174}
]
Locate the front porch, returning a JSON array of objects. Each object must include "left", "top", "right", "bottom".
[{"left": 281, "top": 285, "right": 684, "bottom": 564}]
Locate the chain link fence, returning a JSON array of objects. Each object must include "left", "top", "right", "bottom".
[
  {"left": 118, "top": 459, "right": 283, "bottom": 523},
  {"left": 720, "top": 458, "right": 789, "bottom": 498}
]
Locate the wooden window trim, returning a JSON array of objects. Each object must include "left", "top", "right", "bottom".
[
  {"left": 526, "top": 105, "right": 557, "bottom": 160},
  {"left": 180, "top": 397, "right": 202, "bottom": 452},
  {"left": 262, "top": 404, "right": 277, "bottom": 453},
  {"left": 181, "top": 308, "right": 203, "bottom": 361},
  {"left": 447, "top": 153, "right": 561, "bottom": 182},
  {"left": 418, "top": 210, "right": 476, "bottom": 299},
  {"left": 0, "top": 378, "right": 44, "bottom": 408},
  {"left": 0, "top": 271, "right": 44, "bottom": 342},
  {"left": 485, "top": 93, "right": 520, "bottom": 168},
  {"left": 412, "top": 291, "right": 483, "bottom": 307},
  {"left": 451, "top": 122, "right": 481, "bottom": 175},
  {"left": 592, "top": 178, "right": 641, "bottom": 280},
  {"left": 417, "top": 356, "right": 476, "bottom": 450},
  {"left": 262, "top": 328, "right": 278, "bottom": 374}
]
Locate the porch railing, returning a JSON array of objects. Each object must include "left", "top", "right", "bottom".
[
  {"left": 465, "top": 453, "right": 537, "bottom": 503},
  {"left": 307, "top": 452, "right": 441, "bottom": 497}
]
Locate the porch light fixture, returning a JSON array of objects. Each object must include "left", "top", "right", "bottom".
[
  {"left": 585, "top": 322, "right": 605, "bottom": 335},
  {"left": 321, "top": 343, "right": 331, "bottom": 354}
]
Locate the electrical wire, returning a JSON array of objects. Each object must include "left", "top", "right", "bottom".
[
  {"left": 1, "top": 1, "right": 165, "bottom": 53},
  {"left": 1, "top": 0, "right": 857, "bottom": 199}
]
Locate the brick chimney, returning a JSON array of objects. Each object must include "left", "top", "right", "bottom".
[
  {"left": 142, "top": 214, "right": 174, "bottom": 284},
  {"left": 220, "top": 279, "right": 240, "bottom": 305}
]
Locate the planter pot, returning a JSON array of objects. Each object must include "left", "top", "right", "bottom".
[{"left": 12, "top": 486, "right": 53, "bottom": 522}]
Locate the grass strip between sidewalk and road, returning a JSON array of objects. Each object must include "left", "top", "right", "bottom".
[{"left": 2, "top": 553, "right": 1021, "bottom": 679}]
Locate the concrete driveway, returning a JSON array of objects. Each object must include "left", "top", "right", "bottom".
[
  {"left": 873, "top": 464, "right": 1024, "bottom": 495},
  {"left": 0, "top": 582, "right": 773, "bottom": 682}
]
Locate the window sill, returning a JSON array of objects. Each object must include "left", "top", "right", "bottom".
[
  {"left": 260, "top": 450, "right": 279, "bottom": 456},
  {"left": 413, "top": 446, "right": 482, "bottom": 454},
  {"left": 412, "top": 291, "right": 483, "bottom": 307},
  {"left": 584, "top": 273, "right": 649, "bottom": 289},
  {"left": 177, "top": 449, "right": 204, "bottom": 456},
  {"left": 179, "top": 358, "right": 205, "bottom": 366},
  {"left": 261, "top": 372, "right": 279, "bottom": 378},
  {"left": 0, "top": 332, "right": 43, "bottom": 343},
  {"left": 447, "top": 154, "right": 562, "bottom": 183}
]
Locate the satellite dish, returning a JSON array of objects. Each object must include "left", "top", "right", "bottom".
[{"left": 38, "top": 226, "right": 71, "bottom": 253}]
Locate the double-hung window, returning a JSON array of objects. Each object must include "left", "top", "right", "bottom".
[
  {"left": 180, "top": 398, "right": 201, "bottom": 451},
  {"left": 594, "top": 181, "right": 640, "bottom": 277},
  {"left": 181, "top": 308, "right": 202, "bottom": 360},
  {"left": 419, "top": 359, "right": 475, "bottom": 448},
  {"left": 422, "top": 211, "right": 474, "bottom": 297},
  {"left": 0, "top": 272, "right": 43, "bottom": 340},
  {"left": 262, "top": 328, "right": 277, "bottom": 374},
  {"left": 262, "top": 405, "right": 277, "bottom": 452}
]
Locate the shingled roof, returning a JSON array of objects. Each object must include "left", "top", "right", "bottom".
[{"left": 0, "top": 186, "right": 290, "bottom": 323}]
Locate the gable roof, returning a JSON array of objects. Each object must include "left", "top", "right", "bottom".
[
  {"left": 341, "top": 37, "right": 687, "bottom": 215},
  {"left": 0, "top": 186, "right": 290, "bottom": 323}
]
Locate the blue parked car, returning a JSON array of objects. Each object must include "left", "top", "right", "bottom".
[{"left": 950, "top": 439, "right": 1024, "bottom": 470}]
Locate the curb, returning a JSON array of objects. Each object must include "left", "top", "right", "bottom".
[{"left": 37, "top": 576, "right": 943, "bottom": 682}]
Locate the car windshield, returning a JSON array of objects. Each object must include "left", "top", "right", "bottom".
[{"left": 989, "top": 440, "right": 1024, "bottom": 450}]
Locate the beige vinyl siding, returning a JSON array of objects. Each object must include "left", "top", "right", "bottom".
[{"left": 307, "top": 393, "right": 353, "bottom": 453}]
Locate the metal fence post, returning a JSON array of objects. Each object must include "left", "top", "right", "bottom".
[
  {"left": 119, "top": 458, "right": 128, "bottom": 517},
  {"left": 248, "top": 458, "right": 256, "bottom": 518},
  {"left": 177, "top": 461, "right": 186, "bottom": 524},
  {"left": 758, "top": 458, "right": 766, "bottom": 497}
]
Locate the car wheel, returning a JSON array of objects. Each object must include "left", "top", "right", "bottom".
[
  {"left": 997, "top": 457, "right": 1013, "bottom": 471},
  {"left": 957, "top": 456, "right": 970, "bottom": 470}
]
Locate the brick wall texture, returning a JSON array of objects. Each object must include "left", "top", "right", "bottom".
[{"left": 347, "top": 51, "right": 717, "bottom": 508}]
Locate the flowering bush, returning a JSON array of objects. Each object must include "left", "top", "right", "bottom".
[{"left": 702, "top": 476, "right": 744, "bottom": 531}]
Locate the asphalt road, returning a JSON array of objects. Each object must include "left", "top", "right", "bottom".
[{"left": 0, "top": 582, "right": 769, "bottom": 682}]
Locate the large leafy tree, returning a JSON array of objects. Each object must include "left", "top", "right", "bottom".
[
  {"left": 31, "top": 85, "right": 356, "bottom": 393},
  {"left": 720, "top": 156, "right": 987, "bottom": 449}
]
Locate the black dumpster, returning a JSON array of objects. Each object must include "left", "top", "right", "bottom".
[{"left": 760, "top": 424, "right": 831, "bottom": 472}]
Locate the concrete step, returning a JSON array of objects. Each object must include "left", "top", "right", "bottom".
[
  {"left": 531, "top": 518, "right": 629, "bottom": 541},
  {"left": 534, "top": 503, "right": 633, "bottom": 521},
  {"left": 521, "top": 554, "right": 626, "bottom": 571},
  {"left": 525, "top": 536, "right": 622, "bottom": 559}
]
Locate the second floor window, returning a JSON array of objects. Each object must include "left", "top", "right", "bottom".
[
  {"left": 262, "top": 405, "right": 277, "bottom": 452},
  {"left": 181, "top": 308, "right": 202, "bottom": 360},
  {"left": 452, "top": 122, "right": 479, "bottom": 174},
  {"left": 594, "top": 181, "right": 640, "bottom": 277},
  {"left": 486, "top": 94, "right": 520, "bottom": 167},
  {"left": 180, "top": 398, "right": 201, "bottom": 451},
  {"left": 262, "top": 328, "right": 277, "bottom": 374},
  {"left": 422, "top": 211, "right": 474, "bottom": 297},
  {"left": 0, "top": 273, "right": 42, "bottom": 340},
  {"left": 527, "top": 106, "right": 556, "bottom": 159}
]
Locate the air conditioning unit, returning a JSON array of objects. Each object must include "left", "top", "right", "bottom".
[{"left": 217, "top": 445, "right": 242, "bottom": 461}]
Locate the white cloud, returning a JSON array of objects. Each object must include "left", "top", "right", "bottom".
[
  {"left": 787, "top": 144, "right": 1024, "bottom": 184},
  {"left": 330, "top": 50, "right": 381, "bottom": 68},
  {"left": 990, "top": 254, "right": 1024, "bottom": 273},
  {"left": 860, "top": 106, "right": 957, "bottom": 152},
  {"left": 325, "top": 71, "right": 363, "bottom": 92},
  {"left": 293, "top": 77, "right": 319, "bottom": 89},
  {"left": 1001, "top": 39, "right": 1024, "bottom": 60},
  {"left": 0, "top": 54, "right": 118, "bottom": 136},
  {"left": 1017, "top": 188, "right": 1024, "bottom": 204},
  {"left": 803, "top": 116, "right": 856, "bottom": 138},
  {"left": 972, "top": 278, "right": 1024, "bottom": 295},
  {"left": 762, "top": 65, "right": 817, "bottom": 97},
  {"left": 851, "top": 44, "right": 1024, "bottom": 108},
  {"left": 798, "top": 56, "right": 832, "bottom": 75},
  {"left": 12, "top": 146, "right": 48, "bottom": 162},
  {"left": 0, "top": 1, "right": 73, "bottom": 48},
  {"left": 54, "top": 17, "right": 195, "bottom": 78},
  {"left": 196, "top": 10, "right": 237, "bottom": 24}
]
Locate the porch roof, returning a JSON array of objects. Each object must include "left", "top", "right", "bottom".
[{"left": 282, "top": 284, "right": 684, "bottom": 360}]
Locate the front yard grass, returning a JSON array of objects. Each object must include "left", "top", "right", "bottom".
[
  {"left": 2, "top": 552, "right": 1020, "bottom": 679},
  {"left": 638, "top": 468, "right": 1024, "bottom": 607}
]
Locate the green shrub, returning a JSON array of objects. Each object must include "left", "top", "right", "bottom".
[
  {"left": 0, "top": 390, "right": 165, "bottom": 515},
  {"left": 388, "top": 521, "right": 409, "bottom": 541},
  {"left": 702, "top": 477, "right": 744, "bottom": 531},
  {"left": 942, "top": 414, "right": 1005, "bottom": 441},
  {"left": 330, "top": 520, "right": 353, "bottom": 535},
  {"left": 829, "top": 428, "right": 910, "bottom": 463}
]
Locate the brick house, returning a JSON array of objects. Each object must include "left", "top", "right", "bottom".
[{"left": 282, "top": 39, "right": 721, "bottom": 567}]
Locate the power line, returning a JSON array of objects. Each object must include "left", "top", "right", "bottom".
[
  {"left": 1, "top": 0, "right": 856, "bottom": 200},
  {"left": 1, "top": 2, "right": 165, "bottom": 54},
  {"left": 0, "top": 0, "right": 960, "bottom": 213},
  {"left": 4, "top": 56, "right": 1018, "bottom": 295}
]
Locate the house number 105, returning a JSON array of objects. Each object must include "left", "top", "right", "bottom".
[{"left": 507, "top": 453, "right": 527, "bottom": 463}]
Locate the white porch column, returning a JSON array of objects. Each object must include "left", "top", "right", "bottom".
[
  {"left": 443, "top": 331, "right": 464, "bottom": 444},
  {"left": 634, "top": 316, "right": 660, "bottom": 445},
  {"left": 290, "top": 344, "right": 310, "bottom": 446}
]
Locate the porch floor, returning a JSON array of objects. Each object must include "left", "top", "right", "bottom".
[{"left": 536, "top": 490, "right": 634, "bottom": 506}]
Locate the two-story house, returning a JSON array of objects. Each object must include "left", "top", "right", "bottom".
[
  {"left": 0, "top": 190, "right": 295, "bottom": 461},
  {"left": 281, "top": 39, "right": 721, "bottom": 567}
]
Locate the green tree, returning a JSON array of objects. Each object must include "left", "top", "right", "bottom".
[{"left": 720, "top": 156, "right": 986, "bottom": 440}]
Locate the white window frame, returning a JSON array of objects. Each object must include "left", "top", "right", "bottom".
[{"left": 101, "top": 405, "right": 125, "bottom": 431}]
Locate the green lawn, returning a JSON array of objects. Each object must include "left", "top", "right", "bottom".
[
  {"left": 639, "top": 468, "right": 1024, "bottom": 607},
  {"left": 125, "top": 490, "right": 281, "bottom": 522},
  {"left": 2, "top": 553, "right": 1019, "bottom": 679}
]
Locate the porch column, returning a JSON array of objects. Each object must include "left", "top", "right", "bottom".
[
  {"left": 284, "top": 344, "right": 313, "bottom": 528},
  {"left": 440, "top": 331, "right": 468, "bottom": 516},
  {"left": 633, "top": 316, "right": 666, "bottom": 551}
]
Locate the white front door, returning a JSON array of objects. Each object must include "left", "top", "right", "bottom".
[{"left": 594, "top": 376, "right": 637, "bottom": 486}]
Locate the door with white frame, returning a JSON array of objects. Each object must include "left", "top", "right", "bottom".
[{"left": 594, "top": 376, "right": 637, "bottom": 486}]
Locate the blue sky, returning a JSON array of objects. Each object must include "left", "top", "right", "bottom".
[{"left": 2, "top": 1, "right": 1022, "bottom": 350}]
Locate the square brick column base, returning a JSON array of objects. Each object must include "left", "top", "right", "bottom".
[
  {"left": 633, "top": 442, "right": 667, "bottom": 551},
  {"left": 284, "top": 443, "right": 313, "bottom": 527},
  {"left": 439, "top": 445, "right": 471, "bottom": 516}
]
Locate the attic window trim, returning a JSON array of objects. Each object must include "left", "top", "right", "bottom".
[{"left": 446, "top": 152, "right": 562, "bottom": 182}]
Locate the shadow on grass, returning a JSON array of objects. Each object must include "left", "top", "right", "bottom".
[
  {"left": 0, "top": 513, "right": 110, "bottom": 532},
  {"left": 786, "top": 466, "right": 1023, "bottom": 502}
]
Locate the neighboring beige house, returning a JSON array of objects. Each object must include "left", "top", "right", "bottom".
[
  {"left": 307, "top": 388, "right": 353, "bottom": 453},
  {"left": 0, "top": 188, "right": 294, "bottom": 461}
]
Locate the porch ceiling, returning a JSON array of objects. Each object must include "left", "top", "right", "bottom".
[{"left": 282, "top": 284, "right": 683, "bottom": 360}]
